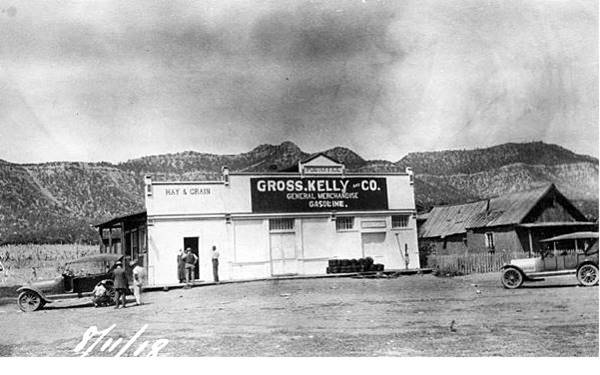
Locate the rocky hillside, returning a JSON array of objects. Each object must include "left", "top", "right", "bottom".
[
  {"left": 0, "top": 142, "right": 597, "bottom": 244},
  {"left": 396, "top": 142, "right": 597, "bottom": 175}
]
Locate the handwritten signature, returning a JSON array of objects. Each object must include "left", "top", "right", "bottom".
[{"left": 74, "top": 324, "right": 169, "bottom": 357}]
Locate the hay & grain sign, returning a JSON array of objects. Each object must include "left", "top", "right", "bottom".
[{"left": 250, "top": 177, "right": 388, "bottom": 212}]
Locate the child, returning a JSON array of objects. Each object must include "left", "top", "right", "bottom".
[{"left": 92, "top": 280, "right": 109, "bottom": 307}]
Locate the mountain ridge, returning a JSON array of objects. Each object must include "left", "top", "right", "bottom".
[{"left": 0, "top": 141, "right": 597, "bottom": 244}]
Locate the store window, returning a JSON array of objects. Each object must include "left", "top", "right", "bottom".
[
  {"left": 269, "top": 218, "right": 295, "bottom": 231},
  {"left": 336, "top": 216, "right": 354, "bottom": 231},
  {"left": 392, "top": 215, "right": 409, "bottom": 228}
]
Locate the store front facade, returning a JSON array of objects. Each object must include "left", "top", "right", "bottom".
[{"left": 144, "top": 155, "right": 419, "bottom": 286}]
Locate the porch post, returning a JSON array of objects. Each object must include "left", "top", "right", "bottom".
[
  {"left": 120, "top": 222, "right": 125, "bottom": 256},
  {"left": 528, "top": 229, "right": 533, "bottom": 257},
  {"left": 98, "top": 227, "right": 104, "bottom": 253},
  {"left": 108, "top": 228, "right": 113, "bottom": 254}
]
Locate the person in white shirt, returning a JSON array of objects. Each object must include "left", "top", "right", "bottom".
[
  {"left": 211, "top": 246, "right": 220, "bottom": 282},
  {"left": 131, "top": 259, "right": 145, "bottom": 305},
  {"left": 91, "top": 280, "right": 110, "bottom": 307}
]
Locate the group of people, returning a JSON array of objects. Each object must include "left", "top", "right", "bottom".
[
  {"left": 91, "top": 259, "right": 145, "bottom": 309},
  {"left": 91, "top": 245, "right": 220, "bottom": 308},
  {"left": 177, "top": 246, "right": 220, "bottom": 284}
]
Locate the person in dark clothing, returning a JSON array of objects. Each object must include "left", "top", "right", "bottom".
[
  {"left": 177, "top": 248, "right": 185, "bottom": 283},
  {"left": 211, "top": 246, "right": 219, "bottom": 282},
  {"left": 112, "top": 261, "right": 128, "bottom": 309},
  {"left": 183, "top": 248, "right": 198, "bottom": 284}
]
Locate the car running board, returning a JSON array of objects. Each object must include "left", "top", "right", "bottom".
[
  {"left": 524, "top": 277, "right": 545, "bottom": 282},
  {"left": 527, "top": 270, "right": 577, "bottom": 278},
  {"left": 44, "top": 291, "right": 93, "bottom": 302}
]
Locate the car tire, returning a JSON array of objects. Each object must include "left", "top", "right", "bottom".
[
  {"left": 576, "top": 264, "right": 599, "bottom": 287},
  {"left": 17, "top": 290, "right": 43, "bottom": 312},
  {"left": 501, "top": 268, "right": 523, "bottom": 289}
]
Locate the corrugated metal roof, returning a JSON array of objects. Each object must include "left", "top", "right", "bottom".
[
  {"left": 477, "top": 185, "right": 554, "bottom": 227},
  {"left": 419, "top": 200, "right": 488, "bottom": 238},
  {"left": 419, "top": 184, "right": 557, "bottom": 238}
]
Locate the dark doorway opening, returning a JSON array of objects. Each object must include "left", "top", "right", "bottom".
[{"left": 183, "top": 237, "right": 200, "bottom": 280}]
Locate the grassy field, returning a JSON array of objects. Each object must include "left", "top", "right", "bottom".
[{"left": 0, "top": 244, "right": 99, "bottom": 287}]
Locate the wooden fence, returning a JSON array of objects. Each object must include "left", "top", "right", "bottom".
[{"left": 427, "top": 251, "right": 521, "bottom": 275}]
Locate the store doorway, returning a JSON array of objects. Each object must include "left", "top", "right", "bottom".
[
  {"left": 361, "top": 232, "right": 388, "bottom": 268},
  {"left": 183, "top": 237, "right": 200, "bottom": 280},
  {"left": 270, "top": 233, "right": 298, "bottom": 276}
]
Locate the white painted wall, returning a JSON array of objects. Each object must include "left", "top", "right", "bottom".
[
  {"left": 147, "top": 183, "right": 226, "bottom": 216},
  {"left": 386, "top": 175, "right": 416, "bottom": 210},
  {"left": 226, "top": 175, "right": 253, "bottom": 213},
  {"left": 147, "top": 218, "right": 230, "bottom": 285}
]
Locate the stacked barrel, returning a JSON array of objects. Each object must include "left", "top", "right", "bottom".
[{"left": 326, "top": 257, "right": 384, "bottom": 274}]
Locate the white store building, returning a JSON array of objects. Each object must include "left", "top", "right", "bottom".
[{"left": 142, "top": 154, "right": 420, "bottom": 286}]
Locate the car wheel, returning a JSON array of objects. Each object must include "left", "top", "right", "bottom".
[
  {"left": 17, "top": 290, "right": 43, "bottom": 312},
  {"left": 501, "top": 268, "right": 523, "bottom": 289},
  {"left": 577, "top": 264, "right": 599, "bottom": 287}
]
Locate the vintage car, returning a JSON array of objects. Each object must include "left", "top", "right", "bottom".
[
  {"left": 16, "top": 253, "right": 123, "bottom": 312},
  {"left": 501, "top": 232, "right": 598, "bottom": 289}
]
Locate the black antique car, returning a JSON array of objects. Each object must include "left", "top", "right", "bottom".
[{"left": 16, "top": 253, "right": 123, "bottom": 312}]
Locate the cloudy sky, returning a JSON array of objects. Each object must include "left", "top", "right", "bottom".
[{"left": 0, "top": 0, "right": 597, "bottom": 163}]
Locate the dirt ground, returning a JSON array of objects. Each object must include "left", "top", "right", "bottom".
[{"left": 0, "top": 272, "right": 597, "bottom": 357}]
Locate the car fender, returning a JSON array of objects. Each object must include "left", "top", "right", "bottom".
[
  {"left": 501, "top": 264, "right": 535, "bottom": 281},
  {"left": 16, "top": 286, "right": 51, "bottom": 303},
  {"left": 501, "top": 264, "right": 524, "bottom": 273},
  {"left": 577, "top": 260, "right": 599, "bottom": 272}
]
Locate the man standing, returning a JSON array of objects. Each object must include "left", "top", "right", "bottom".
[
  {"left": 184, "top": 248, "right": 198, "bottom": 284},
  {"left": 131, "top": 259, "right": 145, "bottom": 306},
  {"left": 112, "top": 261, "right": 128, "bottom": 309},
  {"left": 177, "top": 248, "right": 185, "bottom": 283},
  {"left": 211, "top": 246, "right": 220, "bottom": 282}
]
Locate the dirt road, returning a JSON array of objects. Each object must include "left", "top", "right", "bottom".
[{"left": 0, "top": 273, "right": 597, "bottom": 356}]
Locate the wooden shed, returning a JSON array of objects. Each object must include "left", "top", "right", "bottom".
[{"left": 419, "top": 184, "right": 597, "bottom": 257}]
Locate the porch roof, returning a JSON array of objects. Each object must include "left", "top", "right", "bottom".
[
  {"left": 518, "top": 222, "right": 597, "bottom": 228},
  {"left": 94, "top": 211, "right": 147, "bottom": 229},
  {"left": 540, "top": 231, "right": 599, "bottom": 242}
]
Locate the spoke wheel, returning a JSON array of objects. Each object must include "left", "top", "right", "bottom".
[
  {"left": 501, "top": 268, "right": 523, "bottom": 289},
  {"left": 17, "top": 291, "right": 43, "bottom": 312},
  {"left": 577, "top": 264, "right": 599, "bottom": 287}
]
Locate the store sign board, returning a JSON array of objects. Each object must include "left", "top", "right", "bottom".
[
  {"left": 303, "top": 166, "right": 343, "bottom": 174},
  {"left": 250, "top": 177, "right": 388, "bottom": 212},
  {"left": 163, "top": 187, "right": 211, "bottom": 196},
  {"left": 361, "top": 220, "right": 387, "bottom": 229}
]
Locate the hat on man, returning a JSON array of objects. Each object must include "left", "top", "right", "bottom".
[
  {"left": 115, "top": 261, "right": 122, "bottom": 266},
  {"left": 129, "top": 259, "right": 137, "bottom": 267}
]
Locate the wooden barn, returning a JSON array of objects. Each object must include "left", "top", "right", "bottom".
[{"left": 418, "top": 184, "right": 597, "bottom": 257}]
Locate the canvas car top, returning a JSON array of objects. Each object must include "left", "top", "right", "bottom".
[{"left": 65, "top": 254, "right": 123, "bottom": 265}]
